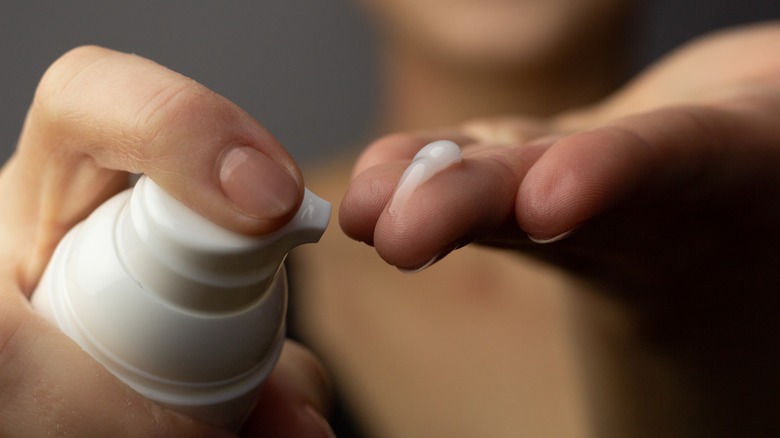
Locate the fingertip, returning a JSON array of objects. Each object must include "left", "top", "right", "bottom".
[
  {"left": 218, "top": 146, "right": 303, "bottom": 225},
  {"left": 516, "top": 129, "right": 648, "bottom": 240},
  {"left": 242, "top": 341, "right": 333, "bottom": 438},
  {"left": 339, "top": 163, "right": 400, "bottom": 245},
  {"left": 373, "top": 157, "right": 517, "bottom": 270},
  {"left": 242, "top": 397, "right": 335, "bottom": 438},
  {"left": 146, "top": 168, "right": 301, "bottom": 238},
  {"left": 145, "top": 126, "right": 305, "bottom": 236}
]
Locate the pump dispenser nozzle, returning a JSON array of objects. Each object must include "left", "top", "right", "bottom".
[
  {"left": 31, "top": 175, "right": 331, "bottom": 429},
  {"left": 120, "top": 176, "right": 330, "bottom": 311}
]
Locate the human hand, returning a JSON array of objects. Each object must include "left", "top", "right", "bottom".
[
  {"left": 0, "top": 46, "right": 333, "bottom": 437},
  {"left": 340, "top": 24, "right": 780, "bottom": 434}
]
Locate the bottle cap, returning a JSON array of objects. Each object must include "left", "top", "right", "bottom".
[{"left": 119, "top": 176, "right": 330, "bottom": 311}]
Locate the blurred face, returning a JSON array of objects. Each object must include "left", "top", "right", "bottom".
[{"left": 362, "top": 0, "right": 633, "bottom": 69}]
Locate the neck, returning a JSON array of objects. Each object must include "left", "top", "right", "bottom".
[{"left": 377, "top": 37, "right": 628, "bottom": 133}]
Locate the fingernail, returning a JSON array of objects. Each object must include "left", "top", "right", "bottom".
[
  {"left": 304, "top": 405, "right": 336, "bottom": 438},
  {"left": 398, "top": 253, "right": 445, "bottom": 274},
  {"left": 528, "top": 228, "right": 575, "bottom": 244},
  {"left": 398, "top": 242, "right": 462, "bottom": 274},
  {"left": 219, "top": 146, "right": 299, "bottom": 220}
]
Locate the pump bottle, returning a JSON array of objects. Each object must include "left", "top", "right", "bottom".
[{"left": 31, "top": 175, "right": 330, "bottom": 429}]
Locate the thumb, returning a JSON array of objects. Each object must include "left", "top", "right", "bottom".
[{"left": 5, "top": 45, "right": 303, "bottom": 288}]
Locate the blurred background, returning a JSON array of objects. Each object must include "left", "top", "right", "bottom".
[
  {"left": 1, "top": 0, "right": 779, "bottom": 167},
  {"left": 2, "top": 2, "right": 779, "bottom": 437}
]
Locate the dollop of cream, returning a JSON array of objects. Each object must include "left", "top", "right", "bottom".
[{"left": 389, "top": 140, "right": 462, "bottom": 215}]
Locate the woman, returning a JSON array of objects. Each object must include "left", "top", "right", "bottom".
[
  {"left": 1, "top": 0, "right": 778, "bottom": 436},
  {"left": 297, "top": 1, "right": 780, "bottom": 436}
]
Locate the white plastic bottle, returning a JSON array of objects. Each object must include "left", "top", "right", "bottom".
[{"left": 31, "top": 175, "right": 330, "bottom": 430}]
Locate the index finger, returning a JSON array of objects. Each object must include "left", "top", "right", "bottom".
[
  {"left": 4, "top": 46, "right": 304, "bottom": 286},
  {"left": 18, "top": 45, "right": 303, "bottom": 233}
]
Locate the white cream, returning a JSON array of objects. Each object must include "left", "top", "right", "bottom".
[{"left": 389, "top": 140, "right": 462, "bottom": 215}]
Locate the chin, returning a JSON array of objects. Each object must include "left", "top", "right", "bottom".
[
  {"left": 368, "top": 0, "right": 632, "bottom": 70},
  {"left": 412, "top": 14, "right": 584, "bottom": 71}
]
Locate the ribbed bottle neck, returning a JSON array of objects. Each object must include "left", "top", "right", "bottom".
[{"left": 114, "top": 176, "right": 330, "bottom": 312}]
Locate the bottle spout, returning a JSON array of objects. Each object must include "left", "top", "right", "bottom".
[
  {"left": 272, "top": 188, "right": 331, "bottom": 252},
  {"left": 120, "top": 176, "right": 331, "bottom": 312}
]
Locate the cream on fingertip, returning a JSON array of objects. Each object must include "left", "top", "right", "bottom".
[{"left": 389, "top": 140, "right": 462, "bottom": 215}]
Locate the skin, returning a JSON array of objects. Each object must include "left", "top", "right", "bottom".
[
  {"left": 290, "top": 1, "right": 779, "bottom": 435},
  {"left": 0, "top": 46, "right": 333, "bottom": 437},
  {"left": 3, "top": 4, "right": 778, "bottom": 437},
  {"left": 297, "top": 0, "right": 641, "bottom": 436},
  {"left": 334, "top": 23, "right": 780, "bottom": 436},
  {"left": 366, "top": 0, "right": 634, "bottom": 132},
  {"left": 361, "top": 0, "right": 632, "bottom": 69}
]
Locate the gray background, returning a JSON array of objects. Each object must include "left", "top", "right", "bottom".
[{"left": 1, "top": 1, "right": 779, "bottom": 167}]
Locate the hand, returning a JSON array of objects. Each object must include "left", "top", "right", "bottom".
[
  {"left": 0, "top": 46, "right": 333, "bottom": 437},
  {"left": 340, "top": 23, "right": 780, "bottom": 435}
]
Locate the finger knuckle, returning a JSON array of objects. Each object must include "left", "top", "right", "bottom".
[
  {"left": 355, "top": 132, "right": 422, "bottom": 171},
  {"left": 32, "top": 45, "right": 114, "bottom": 125},
  {"left": 462, "top": 117, "right": 548, "bottom": 144},
  {"left": 133, "top": 78, "right": 217, "bottom": 146},
  {"left": 28, "top": 45, "right": 228, "bottom": 165},
  {"left": 369, "top": 132, "right": 421, "bottom": 151},
  {"left": 0, "top": 305, "right": 25, "bottom": 375}
]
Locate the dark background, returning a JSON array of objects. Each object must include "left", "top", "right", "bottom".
[{"left": 1, "top": 1, "right": 779, "bottom": 167}]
